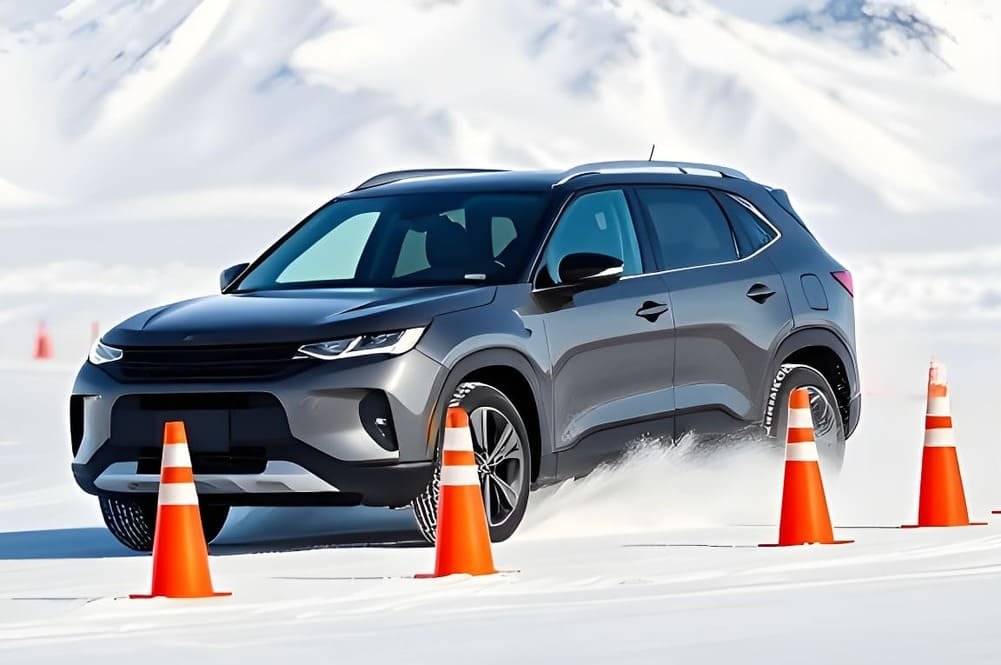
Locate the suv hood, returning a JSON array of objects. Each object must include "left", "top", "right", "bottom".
[{"left": 103, "top": 286, "right": 495, "bottom": 347}]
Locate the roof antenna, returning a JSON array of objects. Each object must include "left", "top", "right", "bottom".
[{"left": 648, "top": 144, "right": 656, "bottom": 161}]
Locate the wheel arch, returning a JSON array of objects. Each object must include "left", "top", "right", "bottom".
[
  {"left": 768, "top": 327, "right": 859, "bottom": 435},
  {"left": 433, "top": 348, "right": 550, "bottom": 482}
]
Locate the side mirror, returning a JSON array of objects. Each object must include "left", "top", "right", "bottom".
[
  {"left": 557, "top": 253, "right": 624, "bottom": 290},
  {"left": 219, "top": 263, "right": 250, "bottom": 292}
]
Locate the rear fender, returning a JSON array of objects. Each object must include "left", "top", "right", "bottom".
[{"left": 765, "top": 327, "right": 860, "bottom": 434}]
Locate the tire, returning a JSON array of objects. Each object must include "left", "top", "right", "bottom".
[
  {"left": 764, "top": 363, "right": 846, "bottom": 475},
  {"left": 411, "top": 382, "right": 532, "bottom": 544},
  {"left": 99, "top": 496, "right": 230, "bottom": 552}
]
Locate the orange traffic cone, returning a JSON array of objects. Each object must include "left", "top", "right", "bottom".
[
  {"left": 33, "top": 321, "right": 52, "bottom": 360},
  {"left": 762, "top": 387, "right": 852, "bottom": 547},
  {"left": 418, "top": 406, "right": 496, "bottom": 577},
  {"left": 131, "top": 421, "right": 230, "bottom": 599},
  {"left": 904, "top": 361, "right": 984, "bottom": 528}
]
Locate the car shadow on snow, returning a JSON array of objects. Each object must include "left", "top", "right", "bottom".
[
  {"left": 210, "top": 530, "right": 428, "bottom": 555},
  {"left": 0, "top": 527, "right": 140, "bottom": 560},
  {"left": 0, "top": 525, "right": 425, "bottom": 560},
  {"left": 0, "top": 508, "right": 427, "bottom": 559},
  {"left": 210, "top": 506, "right": 427, "bottom": 555}
]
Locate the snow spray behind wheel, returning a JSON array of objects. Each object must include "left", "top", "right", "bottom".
[{"left": 517, "top": 431, "right": 787, "bottom": 540}]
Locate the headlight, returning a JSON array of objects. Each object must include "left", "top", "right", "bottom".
[
  {"left": 298, "top": 328, "right": 425, "bottom": 361},
  {"left": 89, "top": 340, "right": 123, "bottom": 365}
]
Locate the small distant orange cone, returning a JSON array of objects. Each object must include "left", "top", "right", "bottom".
[
  {"left": 762, "top": 387, "right": 852, "bottom": 547},
  {"left": 419, "top": 406, "right": 496, "bottom": 577},
  {"left": 131, "top": 421, "right": 230, "bottom": 599},
  {"left": 904, "top": 361, "right": 984, "bottom": 528},
  {"left": 33, "top": 322, "right": 52, "bottom": 360}
]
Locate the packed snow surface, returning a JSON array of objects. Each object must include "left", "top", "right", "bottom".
[{"left": 4, "top": 365, "right": 1001, "bottom": 663}]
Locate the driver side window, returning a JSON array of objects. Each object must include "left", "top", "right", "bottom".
[{"left": 543, "top": 189, "right": 642, "bottom": 284}]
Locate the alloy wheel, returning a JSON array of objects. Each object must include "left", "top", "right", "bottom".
[{"left": 467, "top": 405, "right": 526, "bottom": 529}]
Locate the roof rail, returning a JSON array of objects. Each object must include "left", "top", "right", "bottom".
[
  {"left": 554, "top": 160, "right": 749, "bottom": 187},
  {"left": 354, "top": 168, "right": 507, "bottom": 191}
]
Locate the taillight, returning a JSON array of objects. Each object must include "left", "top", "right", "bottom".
[{"left": 832, "top": 270, "right": 853, "bottom": 297}]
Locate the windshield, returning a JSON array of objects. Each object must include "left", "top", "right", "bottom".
[{"left": 235, "top": 192, "right": 551, "bottom": 291}]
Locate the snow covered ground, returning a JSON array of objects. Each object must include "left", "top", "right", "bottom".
[
  {"left": 4, "top": 361, "right": 1001, "bottom": 663},
  {"left": 1, "top": 0, "right": 1001, "bottom": 662}
]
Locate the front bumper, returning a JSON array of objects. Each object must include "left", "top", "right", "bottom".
[{"left": 70, "top": 349, "right": 445, "bottom": 507}]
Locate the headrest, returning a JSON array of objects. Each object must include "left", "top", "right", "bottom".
[{"left": 424, "top": 215, "right": 468, "bottom": 269}]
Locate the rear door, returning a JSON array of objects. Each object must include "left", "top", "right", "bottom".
[
  {"left": 534, "top": 188, "right": 675, "bottom": 478},
  {"left": 633, "top": 186, "right": 792, "bottom": 437}
]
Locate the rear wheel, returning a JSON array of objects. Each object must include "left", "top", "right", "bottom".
[
  {"left": 411, "top": 382, "right": 532, "bottom": 544},
  {"left": 99, "top": 496, "right": 230, "bottom": 552},
  {"left": 765, "top": 363, "right": 846, "bottom": 474}
]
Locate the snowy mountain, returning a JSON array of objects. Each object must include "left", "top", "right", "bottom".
[
  {"left": 0, "top": 0, "right": 997, "bottom": 222},
  {"left": 782, "top": 0, "right": 953, "bottom": 59},
  {"left": 780, "top": 0, "right": 1001, "bottom": 92},
  {"left": 0, "top": 0, "right": 999, "bottom": 353}
]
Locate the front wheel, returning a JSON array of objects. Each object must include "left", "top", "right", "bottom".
[
  {"left": 411, "top": 382, "right": 532, "bottom": 544},
  {"left": 99, "top": 496, "right": 230, "bottom": 552},
  {"left": 765, "top": 363, "right": 846, "bottom": 475}
]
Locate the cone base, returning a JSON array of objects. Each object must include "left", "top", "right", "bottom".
[
  {"left": 772, "top": 461, "right": 839, "bottom": 547},
  {"left": 915, "top": 446, "right": 972, "bottom": 526},
  {"left": 415, "top": 570, "right": 497, "bottom": 579},
  {"left": 759, "top": 540, "right": 853, "bottom": 548},
  {"left": 430, "top": 484, "right": 496, "bottom": 579},
  {"left": 901, "top": 522, "right": 987, "bottom": 529},
  {"left": 415, "top": 569, "right": 515, "bottom": 579},
  {"left": 130, "top": 591, "right": 231, "bottom": 599}
]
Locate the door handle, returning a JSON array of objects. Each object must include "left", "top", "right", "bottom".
[
  {"left": 636, "top": 301, "right": 669, "bottom": 322},
  {"left": 746, "top": 283, "right": 776, "bottom": 304}
]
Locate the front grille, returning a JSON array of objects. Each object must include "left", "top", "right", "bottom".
[
  {"left": 112, "top": 344, "right": 306, "bottom": 381},
  {"left": 136, "top": 446, "right": 268, "bottom": 475},
  {"left": 110, "top": 393, "right": 294, "bottom": 473}
]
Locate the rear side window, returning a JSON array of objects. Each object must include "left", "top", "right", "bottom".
[
  {"left": 636, "top": 188, "right": 737, "bottom": 270},
  {"left": 719, "top": 194, "right": 777, "bottom": 257}
]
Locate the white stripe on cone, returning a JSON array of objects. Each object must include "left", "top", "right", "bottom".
[
  {"left": 443, "top": 428, "right": 474, "bottom": 452},
  {"left": 786, "top": 442, "right": 819, "bottom": 462},
  {"left": 929, "top": 361, "right": 947, "bottom": 386},
  {"left": 926, "top": 396, "right": 951, "bottom": 417},
  {"left": 440, "top": 465, "right": 480, "bottom": 486},
  {"left": 787, "top": 408, "right": 814, "bottom": 429},
  {"left": 161, "top": 443, "right": 192, "bottom": 468},
  {"left": 924, "top": 428, "right": 956, "bottom": 447},
  {"left": 158, "top": 482, "right": 199, "bottom": 506}
]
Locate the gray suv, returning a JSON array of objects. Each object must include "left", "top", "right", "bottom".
[{"left": 71, "top": 161, "right": 860, "bottom": 549}]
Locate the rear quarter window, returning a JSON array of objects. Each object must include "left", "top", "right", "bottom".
[
  {"left": 635, "top": 187, "right": 738, "bottom": 270},
  {"left": 718, "top": 194, "right": 777, "bottom": 257}
]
